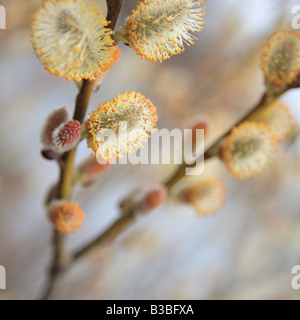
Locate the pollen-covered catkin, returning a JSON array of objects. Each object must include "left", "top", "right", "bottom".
[
  {"left": 220, "top": 121, "right": 279, "bottom": 180},
  {"left": 115, "top": 0, "right": 206, "bottom": 62},
  {"left": 87, "top": 91, "right": 158, "bottom": 159},
  {"left": 31, "top": 0, "right": 115, "bottom": 81}
]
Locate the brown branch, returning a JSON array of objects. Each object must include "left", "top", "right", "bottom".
[
  {"left": 40, "top": 80, "right": 95, "bottom": 300},
  {"left": 71, "top": 80, "right": 300, "bottom": 261},
  {"left": 73, "top": 80, "right": 96, "bottom": 124},
  {"left": 106, "top": 0, "right": 125, "bottom": 30},
  {"left": 165, "top": 83, "right": 294, "bottom": 189},
  {"left": 40, "top": 231, "right": 67, "bottom": 300},
  {"left": 42, "top": 0, "right": 300, "bottom": 294},
  {"left": 40, "top": 0, "right": 125, "bottom": 300},
  {"left": 73, "top": 211, "right": 137, "bottom": 261}
]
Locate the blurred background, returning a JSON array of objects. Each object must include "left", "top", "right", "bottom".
[{"left": 0, "top": 0, "right": 300, "bottom": 300}]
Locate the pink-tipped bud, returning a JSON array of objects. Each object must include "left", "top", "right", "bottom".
[
  {"left": 120, "top": 184, "right": 168, "bottom": 215},
  {"left": 185, "top": 115, "right": 210, "bottom": 137},
  {"left": 48, "top": 201, "right": 85, "bottom": 233},
  {"left": 184, "top": 115, "right": 210, "bottom": 152},
  {"left": 52, "top": 120, "right": 81, "bottom": 153},
  {"left": 139, "top": 184, "right": 168, "bottom": 213},
  {"left": 78, "top": 155, "right": 111, "bottom": 186},
  {"left": 41, "top": 107, "right": 69, "bottom": 147}
]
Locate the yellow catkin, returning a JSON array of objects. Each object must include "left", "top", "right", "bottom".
[
  {"left": 116, "top": 0, "right": 206, "bottom": 62},
  {"left": 31, "top": 0, "right": 114, "bottom": 82},
  {"left": 247, "top": 101, "right": 293, "bottom": 141},
  {"left": 182, "top": 178, "right": 225, "bottom": 215},
  {"left": 221, "top": 121, "right": 279, "bottom": 180},
  {"left": 49, "top": 202, "right": 85, "bottom": 233},
  {"left": 87, "top": 91, "right": 158, "bottom": 159},
  {"left": 260, "top": 30, "right": 300, "bottom": 86}
]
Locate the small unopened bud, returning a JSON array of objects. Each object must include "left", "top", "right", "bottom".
[
  {"left": 41, "top": 107, "right": 69, "bottom": 147},
  {"left": 120, "top": 184, "right": 168, "bottom": 215},
  {"left": 52, "top": 120, "right": 81, "bottom": 152},
  {"left": 48, "top": 201, "right": 85, "bottom": 233},
  {"left": 139, "top": 184, "right": 168, "bottom": 213},
  {"left": 185, "top": 115, "right": 210, "bottom": 137},
  {"left": 77, "top": 155, "right": 111, "bottom": 185},
  {"left": 184, "top": 115, "right": 210, "bottom": 151}
]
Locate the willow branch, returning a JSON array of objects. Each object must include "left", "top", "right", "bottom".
[
  {"left": 106, "top": 0, "right": 125, "bottom": 30},
  {"left": 73, "top": 211, "right": 136, "bottom": 261},
  {"left": 165, "top": 81, "right": 298, "bottom": 189},
  {"left": 40, "top": 80, "right": 95, "bottom": 300},
  {"left": 40, "top": 0, "right": 125, "bottom": 300},
  {"left": 71, "top": 79, "right": 300, "bottom": 261}
]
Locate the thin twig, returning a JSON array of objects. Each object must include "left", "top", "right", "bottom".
[
  {"left": 40, "top": 0, "right": 125, "bottom": 300},
  {"left": 71, "top": 80, "right": 300, "bottom": 261},
  {"left": 40, "top": 231, "right": 67, "bottom": 300},
  {"left": 40, "top": 80, "right": 95, "bottom": 300},
  {"left": 106, "top": 0, "right": 125, "bottom": 30},
  {"left": 73, "top": 211, "right": 137, "bottom": 261},
  {"left": 165, "top": 82, "right": 297, "bottom": 189},
  {"left": 41, "top": 0, "right": 300, "bottom": 294}
]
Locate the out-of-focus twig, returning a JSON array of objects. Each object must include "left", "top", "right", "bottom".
[
  {"left": 71, "top": 78, "right": 300, "bottom": 261},
  {"left": 166, "top": 75, "right": 300, "bottom": 189},
  {"left": 40, "top": 0, "right": 125, "bottom": 300},
  {"left": 73, "top": 210, "right": 137, "bottom": 262},
  {"left": 40, "top": 80, "right": 95, "bottom": 300}
]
